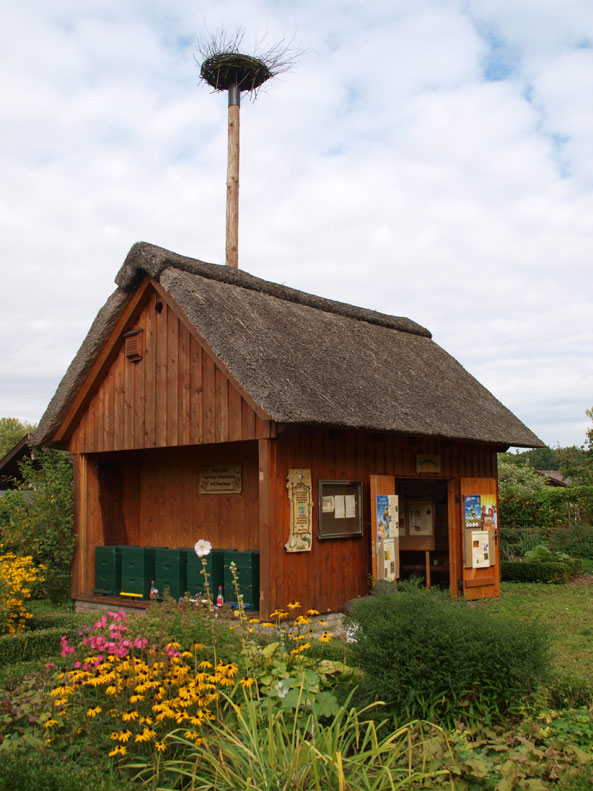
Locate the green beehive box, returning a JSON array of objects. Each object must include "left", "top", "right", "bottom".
[
  {"left": 153, "top": 577, "right": 186, "bottom": 601},
  {"left": 94, "top": 546, "right": 122, "bottom": 596},
  {"left": 155, "top": 549, "right": 187, "bottom": 600},
  {"left": 120, "top": 573, "right": 151, "bottom": 600},
  {"left": 119, "top": 547, "right": 161, "bottom": 600},
  {"left": 223, "top": 550, "right": 259, "bottom": 609},
  {"left": 186, "top": 548, "right": 225, "bottom": 597}
]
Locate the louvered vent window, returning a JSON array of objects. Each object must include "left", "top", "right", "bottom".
[{"left": 123, "top": 329, "right": 143, "bottom": 362}]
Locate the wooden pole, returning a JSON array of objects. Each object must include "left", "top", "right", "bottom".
[{"left": 226, "top": 86, "right": 240, "bottom": 268}]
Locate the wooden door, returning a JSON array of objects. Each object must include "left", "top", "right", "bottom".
[
  {"left": 370, "top": 475, "right": 399, "bottom": 585},
  {"left": 460, "top": 477, "right": 500, "bottom": 599}
]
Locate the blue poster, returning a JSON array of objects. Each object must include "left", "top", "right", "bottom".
[
  {"left": 376, "top": 494, "right": 391, "bottom": 539},
  {"left": 464, "top": 495, "right": 481, "bottom": 529}
]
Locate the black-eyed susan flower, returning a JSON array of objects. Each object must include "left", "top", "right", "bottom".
[{"left": 86, "top": 705, "right": 102, "bottom": 718}]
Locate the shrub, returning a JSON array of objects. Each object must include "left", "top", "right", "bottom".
[
  {"left": 349, "top": 587, "right": 550, "bottom": 726},
  {"left": 0, "top": 750, "right": 133, "bottom": 791},
  {"left": 0, "top": 449, "right": 74, "bottom": 597}
]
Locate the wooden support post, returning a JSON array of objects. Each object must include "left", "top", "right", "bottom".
[
  {"left": 80, "top": 455, "right": 88, "bottom": 594},
  {"left": 258, "top": 438, "right": 271, "bottom": 619},
  {"left": 226, "top": 90, "right": 240, "bottom": 269},
  {"left": 425, "top": 550, "right": 431, "bottom": 589}
]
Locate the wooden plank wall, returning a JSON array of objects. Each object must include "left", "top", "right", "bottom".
[
  {"left": 69, "top": 289, "right": 267, "bottom": 454},
  {"left": 263, "top": 426, "right": 498, "bottom": 615},
  {"left": 79, "top": 442, "right": 259, "bottom": 594}
]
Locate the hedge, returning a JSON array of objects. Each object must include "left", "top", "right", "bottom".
[
  {"left": 500, "top": 485, "right": 593, "bottom": 535},
  {"left": 0, "top": 624, "right": 80, "bottom": 665},
  {"left": 501, "top": 559, "right": 583, "bottom": 584}
]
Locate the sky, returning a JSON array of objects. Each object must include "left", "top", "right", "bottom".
[{"left": 1, "top": 0, "right": 592, "bottom": 449}]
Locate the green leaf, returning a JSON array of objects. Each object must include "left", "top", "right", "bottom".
[{"left": 262, "top": 641, "right": 280, "bottom": 658}]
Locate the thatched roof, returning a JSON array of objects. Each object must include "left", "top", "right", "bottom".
[{"left": 34, "top": 242, "right": 543, "bottom": 449}]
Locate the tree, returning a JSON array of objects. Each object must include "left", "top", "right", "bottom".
[
  {"left": 0, "top": 448, "right": 73, "bottom": 599},
  {"left": 558, "top": 407, "right": 593, "bottom": 486},
  {"left": 0, "top": 417, "right": 36, "bottom": 458},
  {"left": 497, "top": 455, "right": 547, "bottom": 499}
]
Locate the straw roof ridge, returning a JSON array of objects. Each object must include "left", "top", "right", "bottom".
[{"left": 115, "top": 242, "right": 432, "bottom": 338}]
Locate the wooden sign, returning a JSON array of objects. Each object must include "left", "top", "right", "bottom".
[
  {"left": 416, "top": 454, "right": 441, "bottom": 474},
  {"left": 285, "top": 469, "right": 313, "bottom": 553},
  {"left": 199, "top": 465, "right": 242, "bottom": 494}
]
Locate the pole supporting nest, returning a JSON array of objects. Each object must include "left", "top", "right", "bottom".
[{"left": 197, "top": 31, "right": 298, "bottom": 269}]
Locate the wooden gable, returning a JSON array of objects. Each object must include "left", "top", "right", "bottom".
[{"left": 64, "top": 280, "right": 271, "bottom": 454}]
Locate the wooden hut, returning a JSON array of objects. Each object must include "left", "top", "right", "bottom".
[{"left": 34, "top": 242, "right": 542, "bottom": 616}]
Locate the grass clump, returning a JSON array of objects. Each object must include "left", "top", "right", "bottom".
[{"left": 349, "top": 586, "right": 550, "bottom": 727}]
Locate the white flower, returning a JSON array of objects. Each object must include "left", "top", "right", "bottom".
[{"left": 194, "top": 539, "right": 212, "bottom": 558}]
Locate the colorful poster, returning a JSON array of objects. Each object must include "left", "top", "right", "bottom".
[
  {"left": 376, "top": 495, "right": 391, "bottom": 540},
  {"left": 464, "top": 495, "right": 481, "bottom": 529}
]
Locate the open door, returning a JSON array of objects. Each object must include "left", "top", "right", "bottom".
[
  {"left": 460, "top": 477, "right": 500, "bottom": 600},
  {"left": 370, "top": 475, "right": 399, "bottom": 585}
]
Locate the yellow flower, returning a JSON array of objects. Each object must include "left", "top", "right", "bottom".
[
  {"left": 155, "top": 741, "right": 166, "bottom": 752},
  {"left": 108, "top": 745, "right": 127, "bottom": 757},
  {"left": 198, "top": 660, "right": 212, "bottom": 670},
  {"left": 318, "top": 632, "right": 332, "bottom": 643},
  {"left": 129, "top": 694, "right": 144, "bottom": 703},
  {"left": 306, "top": 609, "right": 320, "bottom": 616},
  {"left": 290, "top": 642, "right": 311, "bottom": 655},
  {"left": 86, "top": 706, "right": 102, "bottom": 718},
  {"left": 260, "top": 622, "right": 275, "bottom": 628},
  {"left": 121, "top": 710, "right": 139, "bottom": 722},
  {"left": 294, "top": 615, "right": 311, "bottom": 626},
  {"left": 239, "top": 677, "right": 255, "bottom": 688},
  {"left": 287, "top": 601, "right": 301, "bottom": 610},
  {"left": 43, "top": 719, "right": 60, "bottom": 729}
]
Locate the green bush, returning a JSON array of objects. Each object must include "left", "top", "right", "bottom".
[
  {"left": 500, "top": 485, "right": 593, "bottom": 539},
  {"left": 0, "top": 750, "right": 133, "bottom": 791},
  {"left": 349, "top": 587, "right": 550, "bottom": 727},
  {"left": 0, "top": 449, "right": 74, "bottom": 597}
]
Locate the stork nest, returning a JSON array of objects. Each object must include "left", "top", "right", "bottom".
[
  {"left": 200, "top": 53, "right": 272, "bottom": 92},
  {"left": 196, "top": 28, "right": 300, "bottom": 97}
]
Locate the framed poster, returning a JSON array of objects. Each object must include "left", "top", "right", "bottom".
[{"left": 318, "top": 481, "right": 363, "bottom": 539}]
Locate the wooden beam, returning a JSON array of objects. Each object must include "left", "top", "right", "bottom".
[{"left": 258, "top": 438, "right": 272, "bottom": 619}]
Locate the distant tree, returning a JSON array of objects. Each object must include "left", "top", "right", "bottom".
[
  {"left": 558, "top": 407, "right": 593, "bottom": 485},
  {"left": 0, "top": 417, "right": 36, "bottom": 458}
]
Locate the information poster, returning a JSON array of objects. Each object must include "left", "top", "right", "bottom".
[
  {"left": 285, "top": 469, "right": 313, "bottom": 553},
  {"left": 471, "top": 530, "right": 490, "bottom": 568}
]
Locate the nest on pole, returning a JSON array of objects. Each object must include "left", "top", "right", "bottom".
[
  {"left": 196, "top": 28, "right": 299, "bottom": 97},
  {"left": 200, "top": 53, "right": 272, "bottom": 93}
]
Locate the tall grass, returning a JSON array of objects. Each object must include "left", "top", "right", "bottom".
[{"left": 131, "top": 688, "right": 454, "bottom": 790}]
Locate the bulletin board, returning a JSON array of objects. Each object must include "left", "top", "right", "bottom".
[
  {"left": 318, "top": 480, "right": 363, "bottom": 539},
  {"left": 399, "top": 500, "right": 436, "bottom": 551}
]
